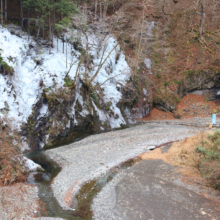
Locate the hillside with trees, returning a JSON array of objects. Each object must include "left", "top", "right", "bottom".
[{"left": 1, "top": 0, "right": 220, "bottom": 219}]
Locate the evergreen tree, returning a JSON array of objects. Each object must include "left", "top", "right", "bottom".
[{"left": 23, "top": 0, "right": 77, "bottom": 46}]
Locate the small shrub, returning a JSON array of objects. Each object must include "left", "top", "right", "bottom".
[
  {"left": 106, "top": 101, "right": 112, "bottom": 111},
  {"left": 176, "top": 98, "right": 181, "bottom": 103},
  {"left": 195, "top": 131, "right": 220, "bottom": 189},
  {"left": 0, "top": 60, "right": 14, "bottom": 75},
  {"left": 174, "top": 79, "right": 181, "bottom": 84},
  {"left": 156, "top": 73, "right": 161, "bottom": 78},
  {"left": 164, "top": 81, "right": 170, "bottom": 86},
  {"left": 185, "top": 70, "right": 193, "bottom": 75},
  {"left": 91, "top": 93, "right": 101, "bottom": 108},
  {"left": 64, "top": 77, "right": 74, "bottom": 87}
]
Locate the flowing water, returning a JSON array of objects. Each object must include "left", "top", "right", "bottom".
[{"left": 26, "top": 136, "right": 136, "bottom": 220}]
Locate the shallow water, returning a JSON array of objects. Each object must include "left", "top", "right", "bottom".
[{"left": 26, "top": 137, "right": 136, "bottom": 220}]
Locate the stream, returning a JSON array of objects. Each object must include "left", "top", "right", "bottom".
[{"left": 26, "top": 135, "right": 135, "bottom": 220}]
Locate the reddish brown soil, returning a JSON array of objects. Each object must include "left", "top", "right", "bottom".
[
  {"left": 144, "top": 94, "right": 220, "bottom": 121},
  {"left": 144, "top": 108, "right": 175, "bottom": 120}
]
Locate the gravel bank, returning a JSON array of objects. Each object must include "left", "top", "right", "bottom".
[
  {"left": 45, "top": 123, "right": 199, "bottom": 210},
  {"left": 0, "top": 183, "right": 66, "bottom": 220},
  {"left": 0, "top": 184, "right": 39, "bottom": 220},
  {"left": 92, "top": 159, "right": 220, "bottom": 220}
]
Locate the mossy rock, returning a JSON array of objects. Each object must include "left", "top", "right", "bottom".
[
  {"left": 64, "top": 77, "right": 75, "bottom": 88},
  {"left": 0, "top": 60, "right": 14, "bottom": 75},
  {"left": 90, "top": 93, "right": 101, "bottom": 108},
  {"left": 106, "top": 101, "right": 112, "bottom": 111}
]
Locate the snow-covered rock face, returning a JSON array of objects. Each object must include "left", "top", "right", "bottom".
[
  {"left": 0, "top": 25, "right": 134, "bottom": 148},
  {"left": 23, "top": 156, "right": 43, "bottom": 172}
]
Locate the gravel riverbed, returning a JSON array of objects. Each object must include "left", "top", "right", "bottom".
[{"left": 45, "top": 123, "right": 200, "bottom": 210}]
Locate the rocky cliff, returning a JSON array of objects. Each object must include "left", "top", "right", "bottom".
[{"left": 106, "top": 0, "right": 220, "bottom": 113}]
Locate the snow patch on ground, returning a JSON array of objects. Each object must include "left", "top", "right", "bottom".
[
  {"left": 20, "top": 137, "right": 30, "bottom": 152},
  {"left": 23, "top": 156, "right": 40, "bottom": 172},
  {"left": 37, "top": 104, "right": 48, "bottom": 120}
]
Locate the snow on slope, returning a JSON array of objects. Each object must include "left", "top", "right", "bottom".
[{"left": 0, "top": 25, "right": 131, "bottom": 131}]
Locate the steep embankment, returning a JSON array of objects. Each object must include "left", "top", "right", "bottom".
[
  {"left": 0, "top": 24, "right": 138, "bottom": 149},
  {"left": 108, "top": 0, "right": 220, "bottom": 115}
]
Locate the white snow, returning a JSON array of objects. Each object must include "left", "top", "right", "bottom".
[
  {"left": 144, "top": 58, "right": 153, "bottom": 74},
  {"left": 144, "top": 58, "right": 151, "bottom": 69},
  {"left": 20, "top": 138, "right": 30, "bottom": 152},
  {"left": 23, "top": 156, "right": 40, "bottom": 172},
  {"left": 0, "top": 24, "right": 131, "bottom": 136},
  {"left": 143, "top": 88, "right": 147, "bottom": 96},
  {"left": 37, "top": 104, "right": 48, "bottom": 120}
]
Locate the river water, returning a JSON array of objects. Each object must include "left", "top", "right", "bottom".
[{"left": 26, "top": 137, "right": 135, "bottom": 220}]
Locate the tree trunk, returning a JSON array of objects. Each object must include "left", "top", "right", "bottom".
[
  {"left": 61, "top": 11, "right": 63, "bottom": 21},
  {"left": 137, "top": 0, "right": 145, "bottom": 60},
  {"left": 4, "top": 0, "right": 7, "bottom": 21},
  {"left": 63, "top": 37, "right": 64, "bottom": 53},
  {"left": 36, "top": 24, "right": 40, "bottom": 42},
  {"left": 52, "top": 8, "right": 55, "bottom": 46},
  {"left": 66, "top": 37, "right": 67, "bottom": 68},
  {"left": 28, "top": 10, "right": 30, "bottom": 40},
  {"left": 1, "top": 0, "right": 3, "bottom": 26},
  {"left": 57, "top": 36, "right": 58, "bottom": 53},
  {"left": 100, "top": 2, "right": 102, "bottom": 20},
  {"left": 199, "top": 0, "right": 206, "bottom": 37},
  {"left": 49, "top": 11, "right": 51, "bottom": 54},
  {"left": 95, "top": 0, "right": 98, "bottom": 20},
  {"left": 104, "top": 0, "right": 108, "bottom": 19},
  {"left": 20, "top": 0, "right": 23, "bottom": 30},
  {"left": 43, "top": 24, "right": 45, "bottom": 40}
]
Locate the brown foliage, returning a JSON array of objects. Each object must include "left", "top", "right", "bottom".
[{"left": 0, "top": 120, "right": 26, "bottom": 186}]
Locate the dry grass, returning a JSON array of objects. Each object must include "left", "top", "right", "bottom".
[
  {"left": 141, "top": 132, "right": 209, "bottom": 167},
  {"left": 141, "top": 131, "right": 220, "bottom": 189},
  {"left": 0, "top": 118, "right": 26, "bottom": 186},
  {"left": 0, "top": 118, "right": 43, "bottom": 219}
]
